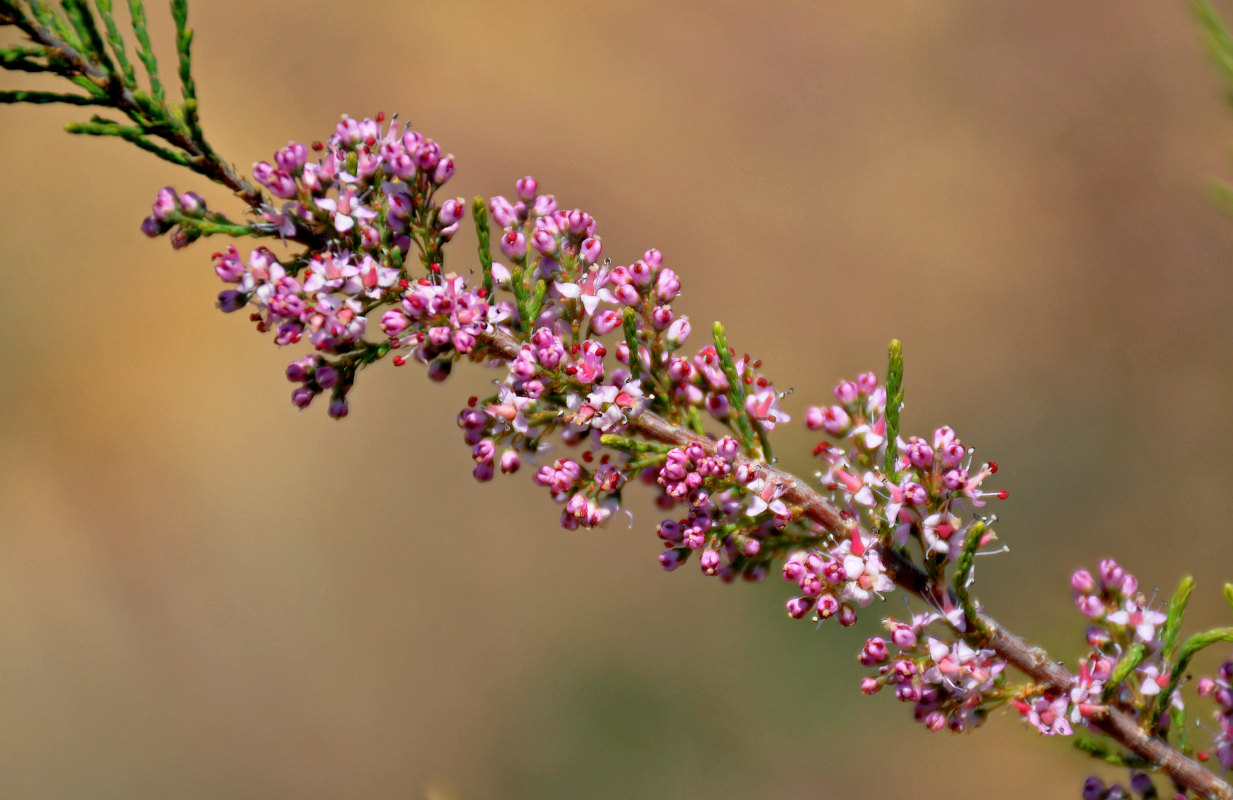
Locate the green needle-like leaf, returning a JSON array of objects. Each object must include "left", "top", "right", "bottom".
[
  {"left": 1161, "top": 575, "right": 1195, "bottom": 659},
  {"left": 471, "top": 197, "right": 493, "bottom": 297},
  {"left": 0, "top": 88, "right": 104, "bottom": 104},
  {"left": 126, "top": 0, "right": 163, "bottom": 102},
  {"left": 1104, "top": 643, "right": 1147, "bottom": 702},
  {"left": 883, "top": 339, "right": 904, "bottom": 477},
  {"left": 93, "top": 0, "right": 136, "bottom": 86}
]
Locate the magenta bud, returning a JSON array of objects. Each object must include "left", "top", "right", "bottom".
[
  {"left": 834, "top": 380, "right": 858, "bottom": 404},
  {"left": 489, "top": 196, "right": 517, "bottom": 227},
  {"left": 857, "top": 372, "right": 878, "bottom": 394},
  {"left": 439, "top": 198, "right": 465, "bottom": 226},
  {"left": 1071, "top": 569, "right": 1096, "bottom": 594},
  {"left": 786, "top": 596, "right": 815, "bottom": 619},
  {"left": 532, "top": 194, "right": 557, "bottom": 216},
  {"left": 890, "top": 625, "right": 917, "bottom": 650},
  {"left": 580, "top": 236, "right": 602, "bottom": 265},
  {"left": 267, "top": 171, "right": 299, "bottom": 200},
  {"left": 152, "top": 186, "right": 179, "bottom": 220},
  {"left": 515, "top": 176, "right": 538, "bottom": 201},
  {"left": 433, "top": 155, "right": 456, "bottom": 184},
  {"left": 643, "top": 248, "right": 663, "bottom": 268},
  {"left": 838, "top": 605, "right": 858, "bottom": 627},
  {"left": 140, "top": 215, "right": 163, "bottom": 237},
  {"left": 416, "top": 140, "right": 441, "bottom": 171},
  {"left": 658, "top": 548, "right": 688, "bottom": 572},
  {"left": 499, "top": 449, "right": 521, "bottom": 474},
  {"left": 275, "top": 141, "right": 307, "bottom": 173},
  {"left": 591, "top": 309, "right": 623, "bottom": 334},
  {"left": 427, "top": 358, "right": 453, "bottom": 382},
  {"left": 217, "top": 290, "right": 247, "bottom": 313},
  {"left": 315, "top": 364, "right": 339, "bottom": 389},
  {"left": 291, "top": 386, "right": 315, "bottom": 408},
  {"left": 716, "top": 436, "right": 740, "bottom": 461},
  {"left": 499, "top": 230, "right": 527, "bottom": 260},
  {"left": 178, "top": 192, "right": 206, "bottom": 214},
  {"left": 531, "top": 228, "right": 558, "bottom": 256},
  {"left": 327, "top": 395, "right": 349, "bottom": 419},
  {"left": 285, "top": 358, "right": 312, "bottom": 383},
  {"left": 472, "top": 462, "right": 494, "bottom": 482},
  {"left": 655, "top": 268, "right": 681, "bottom": 302},
  {"left": 666, "top": 317, "right": 691, "bottom": 347}
]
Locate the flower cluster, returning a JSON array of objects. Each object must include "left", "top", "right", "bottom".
[
  {"left": 782, "top": 532, "right": 894, "bottom": 623},
  {"left": 806, "top": 374, "right": 1005, "bottom": 563},
  {"left": 143, "top": 115, "right": 513, "bottom": 416},
  {"left": 859, "top": 610, "right": 1008, "bottom": 732}
]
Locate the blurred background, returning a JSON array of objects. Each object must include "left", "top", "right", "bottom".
[{"left": 3, "top": 1, "right": 1233, "bottom": 797}]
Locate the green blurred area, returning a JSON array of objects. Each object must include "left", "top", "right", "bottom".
[{"left": 2, "top": 1, "right": 1233, "bottom": 797}]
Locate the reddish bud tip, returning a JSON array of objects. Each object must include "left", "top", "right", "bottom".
[
  {"left": 467, "top": 396, "right": 478, "bottom": 408},
  {"left": 997, "top": 490, "right": 1009, "bottom": 500},
  {"left": 376, "top": 112, "right": 386, "bottom": 122},
  {"left": 988, "top": 461, "right": 998, "bottom": 473},
  {"left": 582, "top": 451, "right": 593, "bottom": 463}
]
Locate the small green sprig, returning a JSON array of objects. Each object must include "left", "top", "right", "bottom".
[{"left": 0, "top": 1, "right": 265, "bottom": 208}]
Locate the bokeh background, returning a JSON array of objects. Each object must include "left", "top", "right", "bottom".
[{"left": 3, "top": 1, "right": 1233, "bottom": 797}]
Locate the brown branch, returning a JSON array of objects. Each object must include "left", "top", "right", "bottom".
[{"left": 485, "top": 327, "right": 1231, "bottom": 800}]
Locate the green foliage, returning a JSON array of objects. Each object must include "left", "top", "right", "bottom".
[
  {"left": 1161, "top": 575, "right": 1196, "bottom": 660},
  {"left": 1194, "top": 0, "right": 1233, "bottom": 216},
  {"left": 952, "top": 520, "right": 989, "bottom": 636},
  {"left": 0, "top": 0, "right": 263, "bottom": 206},
  {"left": 711, "top": 322, "right": 760, "bottom": 458},
  {"left": 1104, "top": 643, "right": 1147, "bottom": 703},
  {"left": 883, "top": 339, "right": 903, "bottom": 477},
  {"left": 471, "top": 197, "right": 494, "bottom": 297},
  {"left": 1072, "top": 736, "right": 1150, "bottom": 768}
]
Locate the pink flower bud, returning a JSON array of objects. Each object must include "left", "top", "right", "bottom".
[
  {"left": 433, "top": 155, "right": 456, "bottom": 184},
  {"left": 786, "top": 596, "right": 815, "bottom": 619},
  {"left": 591, "top": 309, "right": 623, "bottom": 335},
  {"left": 655, "top": 268, "right": 681, "bottom": 302},
  {"left": 580, "top": 236, "right": 602, "bottom": 265},
  {"left": 291, "top": 386, "right": 315, "bottom": 409},
  {"left": 439, "top": 198, "right": 465, "bottom": 226},
  {"left": 1071, "top": 569, "right": 1095, "bottom": 594},
  {"left": 500, "top": 230, "right": 527, "bottom": 260},
  {"left": 315, "top": 364, "right": 339, "bottom": 389},
  {"left": 834, "top": 380, "right": 858, "bottom": 404},
  {"left": 327, "top": 395, "right": 349, "bottom": 419},
  {"left": 666, "top": 317, "right": 691, "bottom": 347},
  {"left": 658, "top": 548, "right": 688, "bottom": 571},
  {"left": 515, "top": 176, "right": 538, "bottom": 200}
]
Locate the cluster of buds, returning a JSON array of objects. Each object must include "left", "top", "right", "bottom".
[
  {"left": 859, "top": 610, "right": 1008, "bottom": 732},
  {"left": 141, "top": 186, "right": 237, "bottom": 249},
  {"left": 806, "top": 374, "right": 1005, "bottom": 562}
]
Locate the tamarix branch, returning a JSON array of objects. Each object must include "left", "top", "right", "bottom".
[{"left": 3, "top": 2, "right": 1233, "bottom": 798}]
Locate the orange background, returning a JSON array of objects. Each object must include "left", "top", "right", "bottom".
[{"left": 3, "top": 1, "right": 1233, "bottom": 797}]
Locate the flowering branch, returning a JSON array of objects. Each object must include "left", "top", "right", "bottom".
[{"left": 4, "top": 3, "right": 1233, "bottom": 799}]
